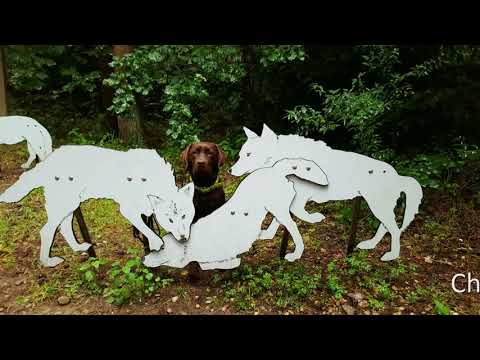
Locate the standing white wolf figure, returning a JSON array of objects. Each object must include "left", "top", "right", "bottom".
[
  {"left": 0, "top": 145, "right": 195, "bottom": 267},
  {"left": 230, "top": 124, "right": 423, "bottom": 261},
  {"left": 0, "top": 116, "right": 53, "bottom": 169},
  {"left": 143, "top": 158, "right": 329, "bottom": 270}
]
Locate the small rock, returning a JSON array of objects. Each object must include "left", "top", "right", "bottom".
[
  {"left": 15, "top": 279, "right": 23, "bottom": 286},
  {"left": 180, "top": 311, "right": 188, "bottom": 315},
  {"left": 210, "top": 309, "right": 214, "bottom": 313},
  {"left": 399, "top": 306, "right": 405, "bottom": 311},
  {"left": 221, "top": 305, "right": 228, "bottom": 312},
  {"left": 57, "top": 296, "right": 70, "bottom": 306},
  {"left": 171, "top": 296, "right": 179, "bottom": 303},
  {"left": 359, "top": 300, "right": 369, "bottom": 309},
  {"left": 424, "top": 256, "right": 433, "bottom": 264},
  {"left": 342, "top": 304, "right": 356, "bottom": 315},
  {"left": 166, "top": 308, "right": 172, "bottom": 314},
  {"left": 195, "top": 304, "right": 200, "bottom": 309},
  {"left": 79, "top": 253, "right": 90, "bottom": 262},
  {"left": 194, "top": 295, "right": 199, "bottom": 300},
  {"left": 0, "top": 307, "right": 4, "bottom": 312},
  {"left": 363, "top": 310, "right": 371, "bottom": 315},
  {"left": 254, "top": 311, "right": 259, "bottom": 315},
  {"left": 347, "top": 292, "right": 364, "bottom": 303},
  {"left": 205, "top": 298, "right": 213, "bottom": 304}
]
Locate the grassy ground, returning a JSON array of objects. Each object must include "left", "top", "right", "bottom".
[{"left": 1, "top": 142, "right": 480, "bottom": 315}]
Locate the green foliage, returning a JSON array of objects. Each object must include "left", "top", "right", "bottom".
[
  {"left": 219, "top": 260, "right": 320, "bottom": 311},
  {"left": 218, "top": 128, "right": 247, "bottom": 163},
  {"left": 326, "top": 261, "right": 346, "bottom": 299},
  {"left": 406, "top": 286, "right": 432, "bottom": 304},
  {"left": 76, "top": 249, "right": 174, "bottom": 305},
  {"left": 67, "top": 128, "right": 129, "bottom": 151},
  {"left": 434, "top": 298, "right": 451, "bottom": 315},
  {"left": 104, "top": 249, "right": 173, "bottom": 306},
  {"left": 6, "top": 45, "right": 67, "bottom": 92},
  {"left": 5, "top": 45, "right": 107, "bottom": 114},
  {"left": 395, "top": 141, "right": 480, "bottom": 189},
  {"left": 287, "top": 78, "right": 386, "bottom": 156},
  {"left": 257, "top": 45, "right": 306, "bottom": 67},
  {"left": 77, "top": 257, "right": 110, "bottom": 294}
]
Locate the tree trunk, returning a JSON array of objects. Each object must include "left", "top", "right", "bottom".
[
  {"left": 112, "top": 45, "right": 144, "bottom": 145},
  {"left": 97, "top": 49, "right": 117, "bottom": 135},
  {"left": 0, "top": 46, "right": 8, "bottom": 116},
  {"left": 240, "top": 46, "right": 257, "bottom": 130}
]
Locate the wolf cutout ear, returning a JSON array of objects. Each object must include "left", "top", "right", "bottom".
[
  {"left": 147, "top": 195, "right": 166, "bottom": 209},
  {"left": 180, "top": 182, "right": 195, "bottom": 200},
  {"left": 261, "top": 124, "right": 278, "bottom": 141},
  {"left": 243, "top": 127, "right": 258, "bottom": 139}
]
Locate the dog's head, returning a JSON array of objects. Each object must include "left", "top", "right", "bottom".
[{"left": 181, "top": 142, "right": 226, "bottom": 187}]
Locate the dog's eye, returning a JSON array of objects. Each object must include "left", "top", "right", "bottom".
[
  {"left": 182, "top": 214, "right": 186, "bottom": 220},
  {"left": 246, "top": 152, "right": 251, "bottom": 157},
  {"left": 169, "top": 218, "right": 174, "bottom": 223}
]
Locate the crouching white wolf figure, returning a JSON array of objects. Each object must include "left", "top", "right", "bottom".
[
  {"left": 230, "top": 124, "right": 423, "bottom": 261},
  {"left": 143, "top": 158, "right": 329, "bottom": 270},
  {"left": 0, "top": 116, "right": 53, "bottom": 169},
  {"left": 0, "top": 145, "right": 195, "bottom": 267}
]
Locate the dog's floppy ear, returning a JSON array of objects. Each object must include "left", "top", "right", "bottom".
[
  {"left": 180, "top": 144, "right": 192, "bottom": 170},
  {"left": 215, "top": 144, "right": 226, "bottom": 167}
]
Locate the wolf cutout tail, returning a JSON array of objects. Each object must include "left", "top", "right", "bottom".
[{"left": 398, "top": 175, "right": 423, "bottom": 232}]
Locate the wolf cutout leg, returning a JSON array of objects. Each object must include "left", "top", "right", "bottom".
[
  {"left": 290, "top": 195, "right": 326, "bottom": 224},
  {"left": 59, "top": 213, "right": 92, "bottom": 252},
  {"left": 21, "top": 143, "right": 37, "bottom": 169},
  {"left": 357, "top": 223, "right": 388, "bottom": 250},
  {"left": 259, "top": 217, "right": 280, "bottom": 240},
  {"left": 120, "top": 206, "right": 162, "bottom": 251}
]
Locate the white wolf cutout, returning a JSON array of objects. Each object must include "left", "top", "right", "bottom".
[
  {"left": 143, "top": 158, "right": 329, "bottom": 270},
  {"left": 0, "top": 116, "right": 53, "bottom": 169},
  {"left": 230, "top": 124, "right": 423, "bottom": 261},
  {"left": 0, "top": 145, "right": 195, "bottom": 267}
]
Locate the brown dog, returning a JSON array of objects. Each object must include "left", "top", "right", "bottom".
[
  {"left": 180, "top": 141, "right": 227, "bottom": 281},
  {"left": 181, "top": 142, "right": 226, "bottom": 223}
]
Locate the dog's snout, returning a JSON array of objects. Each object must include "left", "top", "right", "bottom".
[{"left": 228, "top": 168, "right": 232, "bottom": 174}]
